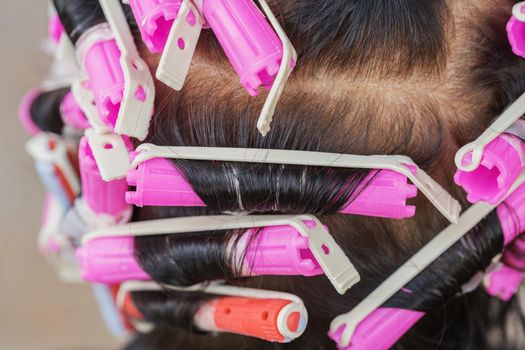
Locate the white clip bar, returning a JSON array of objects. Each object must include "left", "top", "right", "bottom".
[
  {"left": 132, "top": 144, "right": 461, "bottom": 223},
  {"left": 83, "top": 214, "right": 360, "bottom": 295},
  {"left": 330, "top": 172, "right": 525, "bottom": 348},
  {"left": 84, "top": 128, "right": 131, "bottom": 181},
  {"left": 455, "top": 92, "right": 525, "bottom": 172},
  {"left": 99, "top": 0, "right": 155, "bottom": 140}
]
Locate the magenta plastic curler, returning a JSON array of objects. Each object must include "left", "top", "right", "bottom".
[
  {"left": 76, "top": 236, "right": 150, "bottom": 284},
  {"left": 126, "top": 155, "right": 205, "bottom": 207},
  {"left": 239, "top": 222, "right": 323, "bottom": 277},
  {"left": 328, "top": 308, "right": 424, "bottom": 350},
  {"left": 508, "top": 4, "right": 525, "bottom": 58},
  {"left": 340, "top": 170, "right": 417, "bottom": 219},
  {"left": 454, "top": 134, "right": 525, "bottom": 205},
  {"left": 18, "top": 88, "right": 42, "bottom": 135},
  {"left": 79, "top": 137, "right": 130, "bottom": 217},
  {"left": 80, "top": 34, "right": 126, "bottom": 130},
  {"left": 77, "top": 223, "right": 322, "bottom": 284},
  {"left": 60, "top": 92, "right": 91, "bottom": 130},
  {"left": 485, "top": 182, "right": 525, "bottom": 301},
  {"left": 202, "top": 0, "right": 287, "bottom": 96},
  {"left": 126, "top": 156, "right": 417, "bottom": 219},
  {"left": 128, "top": 0, "right": 183, "bottom": 53}
]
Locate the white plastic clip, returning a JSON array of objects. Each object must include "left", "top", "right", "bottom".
[
  {"left": 513, "top": 2, "right": 525, "bottom": 22},
  {"left": 84, "top": 128, "right": 131, "bottom": 181},
  {"left": 156, "top": 0, "right": 204, "bottom": 90},
  {"left": 132, "top": 144, "right": 461, "bottom": 223},
  {"left": 156, "top": 0, "right": 297, "bottom": 136},
  {"left": 25, "top": 133, "right": 81, "bottom": 199},
  {"left": 455, "top": 92, "right": 525, "bottom": 172},
  {"left": 71, "top": 79, "right": 110, "bottom": 134},
  {"left": 99, "top": 0, "right": 155, "bottom": 140},
  {"left": 117, "top": 280, "right": 307, "bottom": 340},
  {"left": 83, "top": 214, "right": 360, "bottom": 294},
  {"left": 329, "top": 172, "right": 525, "bottom": 348}
]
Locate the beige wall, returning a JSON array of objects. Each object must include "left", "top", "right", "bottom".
[{"left": 0, "top": 2, "right": 120, "bottom": 349}]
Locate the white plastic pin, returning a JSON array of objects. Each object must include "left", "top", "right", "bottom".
[
  {"left": 455, "top": 92, "right": 525, "bottom": 172},
  {"left": 99, "top": 0, "right": 155, "bottom": 140},
  {"left": 131, "top": 144, "right": 462, "bottom": 223},
  {"left": 71, "top": 80, "right": 110, "bottom": 134},
  {"left": 329, "top": 172, "right": 525, "bottom": 348},
  {"left": 156, "top": 0, "right": 297, "bottom": 136},
  {"left": 83, "top": 214, "right": 360, "bottom": 294},
  {"left": 84, "top": 128, "right": 131, "bottom": 181}
]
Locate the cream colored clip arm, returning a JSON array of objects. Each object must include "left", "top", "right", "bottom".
[
  {"left": 330, "top": 172, "right": 525, "bottom": 348},
  {"left": 131, "top": 144, "right": 461, "bottom": 223},
  {"left": 455, "top": 92, "right": 525, "bottom": 172},
  {"left": 83, "top": 214, "right": 359, "bottom": 295},
  {"left": 99, "top": 0, "right": 155, "bottom": 140},
  {"left": 513, "top": 2, "right": 525, "bottom": 22}
]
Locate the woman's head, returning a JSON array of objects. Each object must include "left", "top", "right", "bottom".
[{"left": 51, "top": 0, "right": 525, "bottom": 349}]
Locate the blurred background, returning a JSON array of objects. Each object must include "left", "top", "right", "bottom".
[{"left": 0, "top": 1, "right": 119, "bottom": 349}]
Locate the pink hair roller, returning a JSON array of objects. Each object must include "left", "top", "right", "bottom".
[
  {"left": 77, "top": 224, "right": 322, "bottom": 284},
  {"left": 202, "top": 0, "right": 287, "bottom": 96},
  {"left": 81, "top": 35, "right": 125, "bottom": 130},
  {"left": 48, "top": 14, "right": 64, "bottom": 45},
  {"left": 240, "top": 222, "right": 323, "bottom": 277},
  {"left": 328, "top": 308, "right": 424, "bottom": 350},
  {"left": 126, "top": 157, "right": 417, "bottom": 219},
  {"left": 79, "top": 137, "right": 130, "bottom": 216},
  {"left": 340, "top": 170, "right": 417, "bottom": 219},
  {"left": 454, "top": 134, "right": 525, "bottom": 204},
  {"left": 128, "top": 0, "right": 183, "bottom": 53},
  {"left": 18, "top": 88, "right": 42, "bottom": 135},
  {"left": 60, "top": 92, "right": 91, "bottom": 130},
  {"left": 485, "top": 182, "right": 525, "bottom": 301},
  {"left": 508, "top": 4, "right": 525, "bottom": 58},
  {"left": 126, "top": 156, "right": 205, "bottom": 207},
  {"left": 76, "top": 236, "right": 150, "bottom": 284}
]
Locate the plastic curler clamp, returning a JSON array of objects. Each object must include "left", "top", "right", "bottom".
[
  {"left": 209, "top": 297, "right": 307, "bottom": 342},
  {"left": 60, "top": 92, "right": 91, "bottom": 130},
  {"left": 126, "top": 155, "right": 417, "bottom": 219}
]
